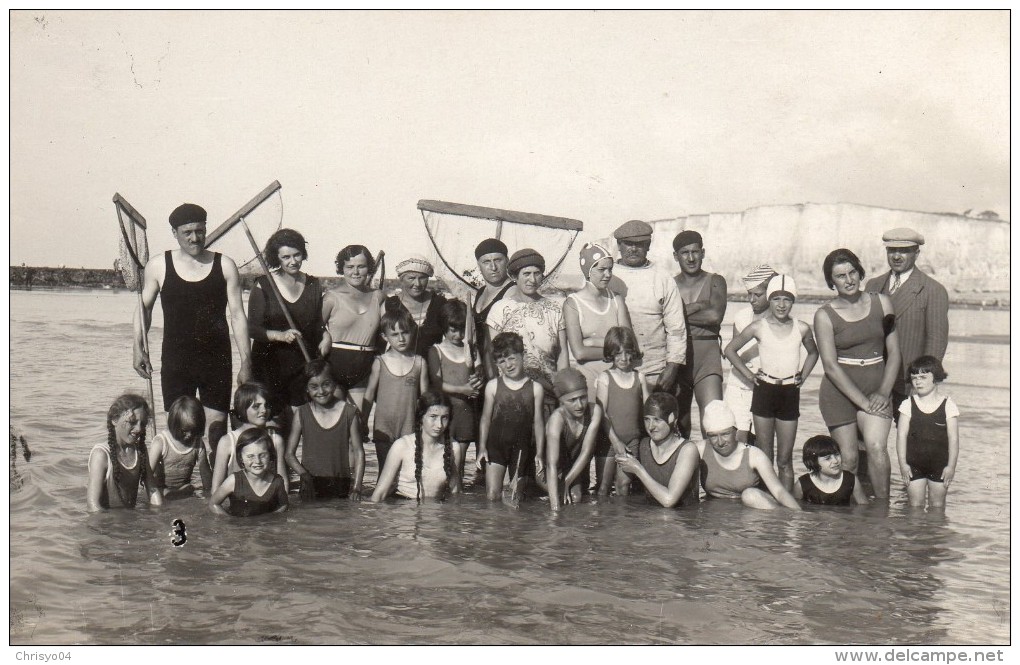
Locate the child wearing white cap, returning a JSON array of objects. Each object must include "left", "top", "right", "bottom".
[
  {"left": 723, "top": 274, "right": 819, "bottom": 492},
  {"left": 723, "top": 265, "right": 777, "bottom": 444}
]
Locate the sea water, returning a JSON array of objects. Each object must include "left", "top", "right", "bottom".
[{"left": 8, "top": 290, "right": 1010, "bottom": 644}]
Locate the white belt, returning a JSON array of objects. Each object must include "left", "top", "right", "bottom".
[
  {"left": 837, "top": 356, "right": 882, "bottom": 367},
  {"left": 332, "top": 342, "right": 375, "bottom": 352}
]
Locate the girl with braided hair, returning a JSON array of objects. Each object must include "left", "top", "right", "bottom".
[
  {"left": 369, "top": 391, "right": 460, "bottom": 503},
  {"left": 87, "top": 394, "right": 163, "bottom": 512}
]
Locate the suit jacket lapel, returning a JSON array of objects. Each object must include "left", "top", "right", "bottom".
[{"left": 891, "top": 270, "right": 923, "bottom": 317}]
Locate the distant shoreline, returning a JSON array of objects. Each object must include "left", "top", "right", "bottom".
[{"left": 9, "top": 266, "right": 1009, "bottom": 310}]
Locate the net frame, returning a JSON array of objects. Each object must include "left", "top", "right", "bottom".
[{"left": 114, "top": 194, "right": 150, "bottom": 292}]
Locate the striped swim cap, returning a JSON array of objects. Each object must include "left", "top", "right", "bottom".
[{"left": 742, "top": 265, "right": 776, "bottom": 290}]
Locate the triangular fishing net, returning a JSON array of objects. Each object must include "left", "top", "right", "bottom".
[
  {"left": 417, "top": 200, "right": 583, "bottom": 302},
  {"left": 205, "top": 182, "right": 284, "bottom": 278},
  {"left": 115, "top": 196, "right": 149, "bottom": 292}
]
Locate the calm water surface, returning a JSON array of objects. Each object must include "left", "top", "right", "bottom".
[{"left": 8, "top": 290, "right": 1010, "bottom": 644}]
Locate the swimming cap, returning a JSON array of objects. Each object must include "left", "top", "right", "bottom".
[
  {"left": 396, "top": 255, "right": 434, "bottom": 277},
  {"left": 552, "top": 368, "right": 588, "bottom": 399},
  {"left": 672, "top": 230, "right": 703, "bottom": 251},
  {"left": 475, "top": 238, "right": 509, "bottom": 259},
  {"left": 766, "top": 274, "right": 798, "bottom": 301},
  {"left": 169, "top": 203, "right": 207, "bottom": 228},
  {"left": 508, "top": 248, "right": 545, "bottom": 276},
  {"left": 701, "top": 400, "right": 736, "bottom": 433},
  {"left": 578, "top": 242, "right": 612, "bottom": 281},
  {"left": 742, "top": 264, "right": 776, "bottom": 290}
]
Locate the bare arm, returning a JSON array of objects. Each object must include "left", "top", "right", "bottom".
[
  {"left": 147, "top": 434, "right": 166, "bottom": 495},
  {"left": 618, "top": 443, "right": 699, "bottom": 508},
  {"left": 798, "top": 321, "right": 820, "bottom": 384},
  {"left": 895, "top": 407, "right": 912, "bottom": 488},
  {"left": 349, "top": 410, "right": 365, "bottom": 500},
  {"left": 533, "top": 383, "right": 546, "bottom": 473},
  {"left": 208, "top": 474, "right": 236, "bottom": 516},
  {"left": 749, "top": 447, "right": 801, "bottom": 510},
  {"left": 556, "top": 328, "right": 569, "bottom": 372},
  {"left": 944, "top": 414, "right": 959, "bottom": 488},
  {"left": 86, "top": 448, "right": 109, "bottom": 513},
  {"left": 369, "top": 437, "right": 407, "bottom": 502},
  {"left": 684, "top": 274, "right": 728, "bottom": 328},
  {"left": 563, "top": 297, "right": 604, "bottom": 362},
  {"left": 272, "top": 432, "right": 288, "bottom": 493},
  {"left": 361, "top": 359, "right": 382, "bottom": 432},
  {"left": 418, "top": 355, "right": 430, "bottom": 396},
  {"left": 222, "top": 256, "right": 252, "bottom": 385},
  {"left": 475, "top": 380, "right": 497, "bottom": 468},
  {"left": 197, "top": 445, "right": 212, "bottom": 493},
  {"left": 724, "top": 321, "right": 761, "bottom": 385},
  {"left": 132, "top": 255, "right": 163, "bottom": 378},
  {"left": 545, "top": 411, "right": 564, "bottom": 509},
  {"left": 211, "top": 433, "right": 233, "bottom": 493},
  {"left": 285, "top": 409, "right": 308, "bottom": 477}
]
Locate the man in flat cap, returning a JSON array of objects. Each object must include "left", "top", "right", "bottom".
[
  {"left": 864, "top": 227, "right": 949, "bottom": 413},
  {"left": 609, "top": 220, "right": 688, "bottom": 427},
  {"left": 133, "top": 202, "right": 252, "bottom": 451},
  {"left": 672, "top": 229, "right": 728, "bottom": 438}
]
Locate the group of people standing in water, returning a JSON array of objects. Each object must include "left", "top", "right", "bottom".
[{"left": 87, "top": 202, "right": 958, "bottom": 517}]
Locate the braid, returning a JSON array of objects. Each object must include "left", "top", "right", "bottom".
[
  {"left": 414, "top": 432, "right": 424, "bottom": 505},
  {"left": 135, "top": 430, "right": 149, "bottom": 503},
  {"left": 105, "top": 421, "right": 130, "bottom": 508},
  {"left": 442, "top": 432, "right": 454, "bottom": 494}
]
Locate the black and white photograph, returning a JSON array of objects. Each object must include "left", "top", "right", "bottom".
[{"left": 7, "top": 10, "right": 1010, "bottom": 651}]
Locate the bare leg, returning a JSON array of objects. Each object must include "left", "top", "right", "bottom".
[
  {"left": 453, "top": 441, "right": 469, "bottom": 484},
  {"left": 774, "top": 418, "right": 799, "bottom": 492},
  {"left": 927, "top": 480, "right": 948, "bottom": 509},
  {"left": 753, "top": 415, "right": 776, "bottom": 462},
  {"left": 829, "top": 423, "right": 860, "bottom": 475},
  {"left": 485, "top": 462, "right": 507, "bottom": 501},
  {"left": 740, "top": 487, "right": 780, "bottom": 510},
  {"left": 906, "top": 478, "right": 928, "bottom": 507},
  {"left": 594, "top": 456, "right": 616, "bottom": 496},
  {"left": 205, "top": 408, "right": 227, "bottom": 460},
  {"left": 615, "top": 466, "right": 633, "bottom": 496},
  {"left": 857, "top": 411, "right": 892, "bottom": 499}
]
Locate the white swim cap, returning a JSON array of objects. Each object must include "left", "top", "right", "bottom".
[
  {"left": 701, "top": 400, "right": 736, "bottom": 433},
  {"left": 766, "top": 274, "right": 797, "bottom": 301}
]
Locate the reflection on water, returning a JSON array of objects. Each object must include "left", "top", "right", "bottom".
[{"left": 8, "top": 291, "right": 1011, "bottom": 644}]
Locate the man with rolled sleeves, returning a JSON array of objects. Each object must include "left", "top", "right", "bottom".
[
  {"left": 609, "top": 220, "right": 689, "bottom": 432},
  {"left": 865, "top": 227, "right": 949, "bottom": 414}
]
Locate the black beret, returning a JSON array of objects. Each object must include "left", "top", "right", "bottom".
[
  {"left": 169, "top": 203, "right": 207, "bottom": 228},
  {"left": 475, "top": 238, "right": 509, "bottom": 259},
  {"left": 672, "top": 230, "right": 703, "bottom": 251}
]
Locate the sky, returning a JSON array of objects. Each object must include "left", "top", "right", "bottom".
[{"left": 8, "top": 10, "right": 1010, "bottom": 276}]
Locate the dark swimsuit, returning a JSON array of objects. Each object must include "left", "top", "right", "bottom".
[
  {"left": 226, "top": 471, "right": 288, "bottom": 517},
  {"left": 160, "top": 251, "right": 231, "bottom": 412},
  {"left": 906, "top": 396, "right": 950, "bottom": 482},
  {"left": 797, "top": 471, "right": 856, "bottom": 505}
]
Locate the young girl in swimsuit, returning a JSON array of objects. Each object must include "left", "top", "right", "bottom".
[
  {"left": 286, "top": 359, "right": 365, "bottom": 501},
  {"left": 723, "top": 275, "right": 818, "bottom": 492},
  {"left": 370, "top": 391, "right": 460, "bottom": 503},
  {"left": 595, "top": 326, "right": 649, "bottom": 496},
  {"left": 795, "top": 435, "right": 869, "bottom": 505},
  {"left": 427, "top": 300, "right": 484, "bottom": 485},
  {"left": 363, "top": 309, "right": 430, "bottom": 471},
  {"left": 615, "top": 392, "right": 700, "bottom": 508},
  {"left": 546, "top": 368, "right": 603, "bottom": 510},
  {"left": 87, "top": 394, "right": 162, "bottom": 512},
  {"left": 211, "top": 383, "right": 288, "bottom": 495},
  {"left": 895, "top": 356, "right": 960, "bottom": 510},
  {"left": 209, "top": 428, "right": 288, "bottom": 517},
  {"left": 147, "top": 395, "right": 211, "bottom": 499}
]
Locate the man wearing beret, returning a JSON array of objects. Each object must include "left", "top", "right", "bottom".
[
  {"left": 472, "top": 238, "right": 515, "bottom": 380},
  {"left": 133, "top": 203, "right": 253, "bottom": 450},
  {"left": 609, "top": 220, "right": 689, "bottom": 429},
  {"left": 672, "top": 229, "right": 728, "bottom": 438},
  {"left": 864, "top": 227, "right": 949, "bottom": 413}
]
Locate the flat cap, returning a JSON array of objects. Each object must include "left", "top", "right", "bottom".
[
  {"left": 613, "top": 219, "right": 653, "bottom": 242},
  {"left": 882, "top": 227, "right": 924, "bottom": 248},
  {"left": 169, "top": 203, "right": 207, "bottom": 228}
]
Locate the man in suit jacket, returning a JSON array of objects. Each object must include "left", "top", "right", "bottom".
[{"left": 865, "top": 227, "right": 949, "bottom": 413}]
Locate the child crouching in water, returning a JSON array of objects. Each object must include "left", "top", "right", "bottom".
[
  {"left": 286, "top": 359, "right": 365, "bottom": 501},
  {"left": 210, "top": 428, "right": 288, "bottom": 516},
  {"left": 87, "top": 393, "right": 162, "bottom": 512},
  {"left": 546, "top": 368, "right": 602, "bottom": 510},
  {"left": 615, "top": 393, "right": 700, "bottom": 508},
  {"left": 147, "top": 395, "right": 211, "bottom": 499},
  {"left": 477, "top": 332, "right": 545, "bottom": 502},
  {"left": 795, "top": 435, "right": 869, "bottom": 505},
  {"left": 895, "top": 356, "right": 959, "bottom": 509},
  {"left": 370, "top": 391, "right": 460, "bottom": 503}
]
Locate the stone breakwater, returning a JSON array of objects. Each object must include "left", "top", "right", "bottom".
[{"left": 641, "top": 203, "right": 1009, "bottom": 302}]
